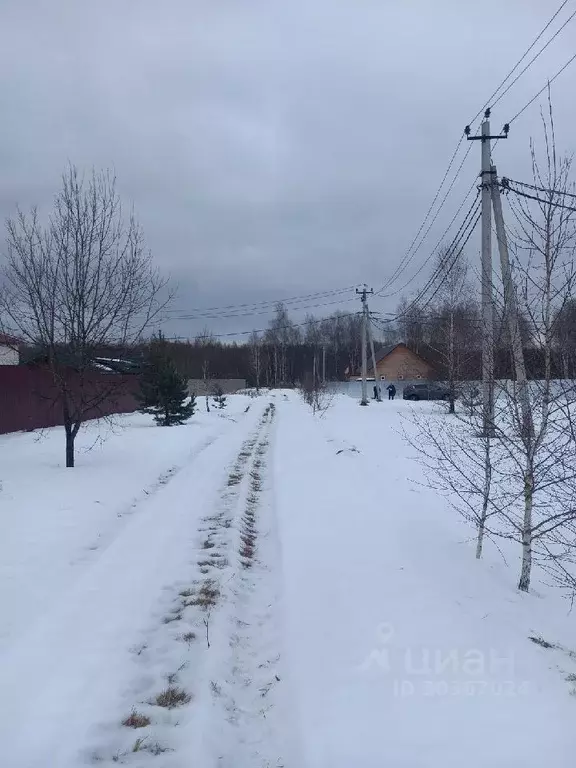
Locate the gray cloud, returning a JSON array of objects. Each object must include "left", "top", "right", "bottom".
[{"left": 1, "top": 0, "right": 574, "bottom": 338}]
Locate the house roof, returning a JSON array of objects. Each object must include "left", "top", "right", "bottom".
[
  {"left": 0, "top": 333, "right": 21, "bottom": 347},
  {"left": 22, "top": 350, "right": 141, "bottom": 374},
  {"left": 373, "top": 342, "right": 406, "bottom": 365},
  {"left": 368, "top": 342, "right": 436, "bottom": 370}
]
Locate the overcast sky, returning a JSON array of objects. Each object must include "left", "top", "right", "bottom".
[{"left": 0, "top": 0, "right": 574, "bottom": 339}]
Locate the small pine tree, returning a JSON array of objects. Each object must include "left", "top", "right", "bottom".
[
  {"left": 138, "top": 337, "right": 196, "bottom": 426},
  {"left": 212, "top": 385, "right": 227, "bottom": 409}
]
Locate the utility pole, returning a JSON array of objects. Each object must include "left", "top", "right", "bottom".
[
  {"left": 356, "top": 285, "right": 374, "bottom": 406},
  {"left": 322, "top": 343, "right": 327, "bottom": 385},
  {"left": 491, "top": 164, "right": 533, "bottom": 441},
  {"left": 367, "top": 315, "right": 381, "bottom": 401},
  {"left": 465, "top": 110, "right": 509, "bottom": 436}
]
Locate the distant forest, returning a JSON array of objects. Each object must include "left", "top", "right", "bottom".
[{"left": 39, "top": 294, "right": 576, "bottom": 387}]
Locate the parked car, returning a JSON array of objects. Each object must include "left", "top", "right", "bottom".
[{"left": 402, "top": 382, "right": 454, "bottom": 401}]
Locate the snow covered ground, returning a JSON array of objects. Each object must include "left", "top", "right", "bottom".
[{"left": 0, "top": 392, "right": 575, "bottom": 766}]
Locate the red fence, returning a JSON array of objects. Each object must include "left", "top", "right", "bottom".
[{"left": 0, "top": 366, "right": 139, "bottom": 435}]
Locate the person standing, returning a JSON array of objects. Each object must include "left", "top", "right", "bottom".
[{"left": 386, "top": 383, "right": 396, "bottom": 401}]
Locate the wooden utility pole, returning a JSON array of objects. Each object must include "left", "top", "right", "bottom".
[
  {"left": 491, "top": 164, "right": 533, "bottom": 441},
  {"left": 356, "top": 285, "right": 374, "bottom": 406},
  {"left": 465, "top": 110, "right": 509, "bottom": 436}
]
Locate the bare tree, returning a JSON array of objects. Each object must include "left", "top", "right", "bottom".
[
  {"left": 427, "top": 246, "right": 475, "bottom": 413},
  {"left": 396, "top": 296, "right": 426, "bottom": 353},
  {"left": 265, "top": 303, "right": 300, "bottom": 386},
  {"left": 408, "top": 407, "right": 501, "bottom": 561},
  {"left": 502, "top": 97, "right": 576, "bottom": 591},
  {"left": 201, "top": 358, "right": 211, "bottom": 412},
  {"left": 249, "top": 330, "right": 262, "bottom": 392},
  {"left": 299, "top": 370, "right": 331, "bottom": 415},
  {"left": 194, "top": 326, "right": 216, "bottom": 347},
  {"left": 1, "top": 166, "right": 168, "bottom": 467},
  {"left": 303, "top": 313, "right": 323, "bottom": 347},
  {"left": 412, "top": 98, "right": 576, "bottom": 595}
]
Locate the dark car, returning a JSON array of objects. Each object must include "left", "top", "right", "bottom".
[{"left": 402, "top": 382, "right": 453, "bottom": 401}]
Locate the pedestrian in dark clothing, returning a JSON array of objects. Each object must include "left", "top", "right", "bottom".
[{"left": 387, "top": 383, "right": 396, "bottom": 400}]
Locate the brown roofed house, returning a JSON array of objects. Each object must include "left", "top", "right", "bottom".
[{"left": 350, "top": 343, "right": 436, "bottom": 382}]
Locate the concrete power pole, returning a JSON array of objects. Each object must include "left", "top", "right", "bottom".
[
  {"left": 356, "top": 285, "right": 374, "bottom": 406},
  {"left": 367, "top": 313, "right": 381, "bottom": 401},
  {"left": 491, "top": 164, "right": 533, "bottom": 441},
  {"left": 465, "top": 110, "right": 509, "bottom": 436}
]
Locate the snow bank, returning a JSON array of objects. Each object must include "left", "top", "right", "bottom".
[{"left": 273, "top": 393, "right": 576, "bottom": 768}]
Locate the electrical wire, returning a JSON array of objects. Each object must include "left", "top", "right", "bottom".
[
  {"left": 413, "top": 211, "right": 482, "bottom": 315},
  {"left": 158, "top": 6, "right": 574, "bottom": 334},
  {"left": 164, "top": 310, "right": 361, "bottom": 341},
  {"left": 378, "top": 3, "right": 575, "bottom": 308},
  {"left": 374, "top": 135, "right": 466, "bottom": 295},
  {"left": 508, "top": 51, "right": 576, "bottom": 124},
  {"left": 162, "top": 5, "right": 574, "bottom": 324},
  {"left": 376, "top": 143, "right": 474, "bottom": 296},
  {"left": 166, "top": 293, "right": 358, "bottom": 321},
  {"left": 376, "top": 153, "right": 477, "bottom": 300},
  {"left": 377, "top": 184, "right": 481, "bottom": 301},
  {"left": 467, "top": 0, "right": 573, "bottom": 127},
  {"left": 505, "top": 185, "right": 576, "bottom": 213},
  {"left": 162, "top": 285, "right": 357, "bottom": 316},
  {"left": 385, "top": 205, "right": 481, "bottom": 325},
  {"left": 503, "top": 177, "right": 576, "bottom": 201},
  {"left": 490, "top": 7, "right": 576, "bottom": 111}
]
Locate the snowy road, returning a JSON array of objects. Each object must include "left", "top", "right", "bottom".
[
  {"left": 1, "top": 392, "right": 575, "bottom": 766},
  {"left": 0, "top": 397, "right": 287, "bottom": 767}
]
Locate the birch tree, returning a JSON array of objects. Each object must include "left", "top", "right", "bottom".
[
  {"left": 414, "top": 99, "right": 576, "bottom": 594},
  {"left": 249, "top": 330, "right": 262, "bottom": 392},
  {"left": 427, "top": 246, "right": 474, "bottom": 413},
  {"left": 501, "top": 100, "right": 576, "bottom": 591},
  {"left": 1, "top": 166, "right": 168, "bottom": 467}
]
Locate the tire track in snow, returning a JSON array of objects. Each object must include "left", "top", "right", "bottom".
[
  {"left": 208, "top": 402, "right": 287, "bottom": 768},
  {"left": 82, "top": 401, "right": 276, "bottom": 766}
]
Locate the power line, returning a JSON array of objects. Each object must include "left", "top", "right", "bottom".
[
  {"left": 509, "top": 51, "right": 576, "bottom": 124},
  {"left": 163, "top": 310, "right": 361, "bottom": 341},
  {"left": 375, "top": 136, "right": 466, "bottom": 295},
  {"left": 505, "top": 185, "right": 576, "bottom": 213},
  {"left": 377, "top": 183, "right": 480, "bottom": 301},
  {"left": 503, "top": 177, "right": 576, "bottom": 201},
  {"left": 467, "top": 0, "right": 573, "bottom": 127},
  {"left": 490, "top": 6, "right": 576, "bottom": 111},
  {"left": 382, "top": 5, "right": 575, "bottom": 308},
  {"left": 162, "top": 285, "right": 357, "bottom": 316},
  {"left": 379, "top": 143, "right": 475, "bottom": 296},
  {"left": 387, "top": 205, "right": 481, "bottom": 324},
  {"left": 413, "top": 211, "right": 482, "bottom": 315},
  {"left": 167, "top": 293, "right": 358, "bottom": 321}
]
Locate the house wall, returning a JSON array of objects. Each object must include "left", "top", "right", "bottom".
[
  {"left": 369, "top": 346, "right": 434, "bottom": 381},
  {"left": 0, "top": 345, "right": 19, "bottom": 365}
]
